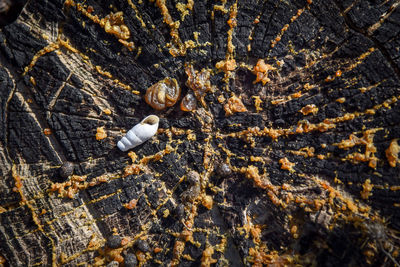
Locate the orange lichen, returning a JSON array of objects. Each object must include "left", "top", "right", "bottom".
[
  {"left": 252, "top": 96, "right": 263, "bottom": 112},
  {"left": 226, "top": 2, "right": 237, "bottom": 54},
  {"left": 171, "top": 241, "right": 185, "bottom": 266},
  {"left": 325, "top": 75, "right": 335, "bottom": 82},
  {"left": 215, "top": 59, "right": 237, "bottom": 72},
  {"left": 12, "top": 167, "right": 24, "bottom": 198},
  {"left": 135, "top": 251, "right": 147, "bottom": 263},
  {"left": 252, "top": 59, "right": 276, "bottom": 85},
  {"left": 12, "top": 165, "right": 45, "bottom": 232},
  {"left": 271, "top": 7, "right": 305, "bottom": 48},
  {"left": 240, "top": 166, "right": 282, "bottom": 205},
  {"left": 154, "top": 0, "right": 185, "bottom": 56},
  {"left": 291, "top": 91, "right": 302, "bottom": 98},
  {"left": 102, "top": 12, "right": 130, "bottom": 40},
  {"left": 139, "top": 144, "right": 174, "bottom": 165},
  {"left": 279, "top": 157, "right": 295, "bottom": 172},
  {"left": 123, "top": 164, "right": 141, "bottom": 177},
  {"left": 248, "top": 246, "right": 293, "bottom": 267},
  {"left": 103, "top": 109, "right": 112, "bottom": 115},
  {"left": 201, "top": 195, "right": 213, "bottom": 210},
  {"left": 123, "top": 199, "right": 138, "bottom": 209},
  {"left": 290, "top": 225, "right": 299, "bottom": 239},
  {"left": 65, "top": 1, "right": 135, "bottom": 50},
  {"left": 96, "top": 127, "right": 107, "bottom": 140},
  {"left": 288, "top": 146, "right": 315, "bottom": 158},
  {"left": 224, "top": 95, "right": 247, "bottom": 116},
  {"left": 299, "top": 104, "right": 318, "bottom": 115},
  {"left": 385, "top": 139, "right": 400, "bottom": 167},
  {"left": 176, "top": 0, "right": 194, "bottom": 21},
  {"left": 334, "top": 129, "right": 381, "bottom": 169},
  {"left": 49, "top": 174, "right": 113, "bottom": 199},
  {"left": 201, "top": 246, "right": 217, "bottom": 267},
  {"left": 360, "top": 179, "right": 373, "bottom": 200},
  {"left": 336, "top": 97, "right": 346, "bottom": 103},
  {"left": 95, "top": 65, "right": 137, "bottom": 93}
]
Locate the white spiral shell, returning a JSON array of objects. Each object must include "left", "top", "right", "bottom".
[{"left": 117, "top": 115, "right": 159, "bottom": 152}]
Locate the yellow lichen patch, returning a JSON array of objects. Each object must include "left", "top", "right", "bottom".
[
  {"left": 0, "top": 255, "right": 5, "bottom": 264},
  {"left": 290, "top": 225, "right": 299, "bottom": 239},
  {"left": 12, "top": 165, "right": 61, "bottom": 265},
  {"left": 252, "top": 96, "right": 263, "bottom": 112},
  {"left": 224, "top": 95, "right": 247, "bottom": 116},
  {"left": 95, "top": 65, "right": 138, "bottom": 93},
  {"left": 128, "top": 151, "right": 137, "bottom": 163},
  {"left": 385, "top": 139, "right": 400, "bottom": 167},
  {"left": 123, "top": 164, "right": 141, "bottom": 177},
  {"left": 226, "top": 2, "right": 237, "bottom": 56},
  {"left": 308, "top": 174, "right": 372, "bottom": 218},
  {"left": 201, "top": 195, "right": 213, "bottom": 210},
  {"left": 252, "top": 59, "right": 276, "bottom": 85},
  {"left": 270, "top": 6, "right": 306, "bottom": 49},
  {"left": 201, "top": 246, "right": 217, "bottom": 267},
  {"left": 103, "top": 108, "right": 112, "bottom": 115},
  {"left": 248, "top": 246, "right": 293, "bottom": 267},
  {"left": 176, "top": 0, "right": 194, "bottom": 21},
  {"left": 171, "top": 204, "right": 198, "bottom": 266},
  {"left": 336, "top": 97, "right": 346, "bottom": 103},
  {"left": 288, "top": 146, "right": 315, "bottom": 158},
  {"left": 291, "top": 91, "right": 302, "bottom": 99},
  {"left": 102, "top": 12, "right": 131, "bottom": 40},
  {"left": 126, "top": 0, "right": 147, "bottom": 28},
  {"left": 279, "top": 157, "right": 295, "bottom": 172},
  {"left": 239, "top": 166, "right": 285, "bottom": 208},
  {"left": 23, "top": 42, "right": 60, "bottom": 75},
  {"left": 123, "top": 198, "right": 138, "bottom": 209},
  {"left": 215, "top": 59, "right": 237, "bottom": 73},
  {"left": 139, "top": 144, "right": 174, "bottom": 165},
  {"left": 360, "top": 179, "right": 373, "bottom": 200},
  {"left": 214, "top": 2, "right": 238, "bottom": 83},
  {"left": 153, "top": 0, "right": 185, "bottom": 56},
  {"left": 334, "top": 128, "right": 382, "bottom": 169},
  {"left": 95, "top": 127, "right": 107, "bottom": 140},
  {"left": 299, "top": 104, "right": 318, "bottom": 115},
  {"left": 65, "top": 0, "right": 135, "bottom": 50}
]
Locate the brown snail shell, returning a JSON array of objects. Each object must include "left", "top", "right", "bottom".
[{"left": 144, "top": 77, "right": 181, "bottom": 110}]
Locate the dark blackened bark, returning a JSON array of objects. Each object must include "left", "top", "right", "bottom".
[{"left": 0, "top": 0, "right": 400, "bottom": 266}]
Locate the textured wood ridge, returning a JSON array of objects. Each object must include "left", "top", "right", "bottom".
[{"left": 1, "top": 0, "right": 400, "bottom": 266}]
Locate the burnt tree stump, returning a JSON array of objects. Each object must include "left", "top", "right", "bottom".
[{"left": 1, "top": 0, "right": 400, "bottom": 266}]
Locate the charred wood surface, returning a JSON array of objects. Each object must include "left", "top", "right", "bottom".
[{"left": 0, "top": 0, "right": 400, "bottom": 266}]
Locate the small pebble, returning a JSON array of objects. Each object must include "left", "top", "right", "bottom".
[
  {"left": 124, "top": 253, "right": 138, "bottom": 267},
  {"left": 274, "top": 118, "right": 285, "bottom": 127},
  {"left": 216, "top": 163, "right": 231, "bottom": 177},
  {"left": 107, "top": 235, "right": 122, "bottom": 249},
  {"left": 106, "top": 261, "right": 119, "bottom": 267},
  {"left": 135, "top": 239, "right": 150, "bottom": 252},
  {"left": 186, "top": 171, "right": 200, "bottom": 185},
  {"left": 181, "top": 184, "right": 201, "bottom": 203},
  {"left": 59, "top": 162, "right": 74, "bottom": 179},
  {"left": 175, "top": 204, "right": 185, "bottom": 218}
]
